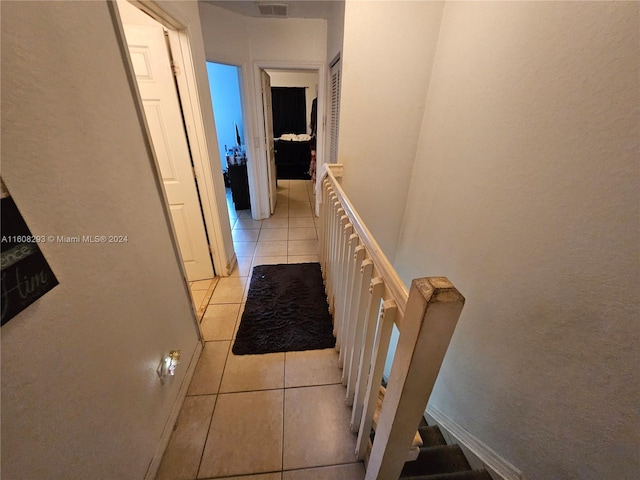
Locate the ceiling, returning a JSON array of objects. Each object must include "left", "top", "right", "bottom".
[{"left": 200, "top": 1, "right": 338, "bottom": 19}]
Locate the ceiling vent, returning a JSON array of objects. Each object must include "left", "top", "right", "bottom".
[{"left": 257, "top": 3, "right": 288, "bottom": 17}]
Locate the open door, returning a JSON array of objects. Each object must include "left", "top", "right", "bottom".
[
  {"left": 120, "top": 14, "right": 214, "bottom": 281},
  {"left": 260, "top": 69, "right": 277, "bottom": 214}
]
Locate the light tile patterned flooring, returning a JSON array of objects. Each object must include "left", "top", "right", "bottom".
[{"left": 159, "top": 180, "right": 365, "bottom": 480}]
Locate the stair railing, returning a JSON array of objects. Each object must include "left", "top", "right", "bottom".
[{"left": 319, "top": 164, "right": 465, "bottom": 480}]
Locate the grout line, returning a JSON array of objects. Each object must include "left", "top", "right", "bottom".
[
  {"left": 283, "top": 382, "right": 344, "bottom": 391},
  {"left": 216, "top": 385, "right": 287, "bottom": 396},
  {"left": 282, "top": 351, "right": 287, "bottom": 474},
  {"left": 198, "top": 467, "right": 285, "bottom": 480},
  {"left": 195, "top": 340, "right": 231, "bottom": 479},
  {"left": 280, "top": 460, "right": 365, "bottom": 474}
]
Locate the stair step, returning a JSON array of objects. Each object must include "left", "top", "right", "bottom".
[
  {"left": 400, "top": 444, "right": 471, "bottom": 477},
  {"left": 400, "top": 470, "right": 493, "bottom": 480},
  {"left": 418, "top": 425, "right": 447, "bottom": 448},
  {"left": 372, "top": 385, "right": 423, "bottom": 450}
]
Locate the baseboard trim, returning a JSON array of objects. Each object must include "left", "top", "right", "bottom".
[
  {"left": 144, "top": 341, "right": 203, "bottom": 480},
  {"left": 425, "top": 404, "right": 524, "bottom": 480},
  {"left": 225, "top": 252, "right": 238, "bottom": 277}
]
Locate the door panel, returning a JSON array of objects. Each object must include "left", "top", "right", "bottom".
[
  {"left": 122, "top": 23, "right": 214, "bottom": 281},
  {"left": 142, "top": 101, "right": 180, "bottom": 181},
  {"left": 261, "top": 70, "right": 277, "bottom": 214},
  {"left": 169, "top": 204, "right": 196, "bottom": 262}
]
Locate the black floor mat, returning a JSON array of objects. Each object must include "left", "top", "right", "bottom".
[{"left": 232, "top": 263, "right": 335, "bottom": 355}]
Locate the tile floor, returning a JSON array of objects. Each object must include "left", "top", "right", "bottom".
[{"left": 162, "top": 180, "right": 365, "bottom": 480}]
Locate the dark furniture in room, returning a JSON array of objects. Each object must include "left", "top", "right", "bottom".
[
  {"left": 228, "top": 163, "right": 251, "bottom": 210},
  {"left": 274, "top": 139, "right": 312, "bottom": 180}
]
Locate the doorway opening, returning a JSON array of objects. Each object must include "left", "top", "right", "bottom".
[
  {"left": 205, "top": 65, "right": 321, "bottom": 224},
  {"left": 117, "top": 0, "right": 215, "bottom": 284},
  {"left": 253, "top": 62, "right": 326, "bottom": 220},
  {"left": 267, "top": 69, "right": 319, "bottom": 181},
  {"left": 206, "top": 62, "right": 252, "bottom": 231},
  {"left": 259, "top": 68, "right": 320, "bottom": 217}
]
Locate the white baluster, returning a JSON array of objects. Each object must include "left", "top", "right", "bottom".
[
  {"left": 342, "top": 233, "right": 364, "bottom": 386},
  {"left": 350, "top": 259, "right": 375, "bottom": 431},
  {"left": 356, "top": 291, "right": 394, "bottom": 460},
  {"left": 334, "top": 213, "right": 349, "bottom": 354},
  {"left": 345, "top": 246, "right": 369, "bottom": 405},
  {"left": 325, "top": 196, "right": 338, "bottom": 312},
  {"left": 328, "top": 199, "right": 341, "bottom": 314},
  {"left": 338, "top": 220, "right": 353, "bottom": 359},
  {"left": 340, "top": 233, "right": 360, "bottom": 381},
  {"left": 319, "top": 180, "right": 331, "bottom": 272}
]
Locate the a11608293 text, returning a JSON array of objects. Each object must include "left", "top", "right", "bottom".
[{"left": 1, "top": 235, "right": 129, "bottom": 244}]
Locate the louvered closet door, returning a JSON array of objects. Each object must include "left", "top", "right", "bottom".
[{"left": 329, "top": 58, "right": 342, "bottom": 164}]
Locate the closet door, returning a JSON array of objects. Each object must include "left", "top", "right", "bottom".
[
  {"left": 329, "top": 56, "right": 342, "bottom": 165},
  {"left": 120, "top": 14, "right": 214, "bottom": 281}
]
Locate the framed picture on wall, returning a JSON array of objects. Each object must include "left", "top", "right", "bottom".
[{"left": 1, "top": 178, "right": 58, "bottom": 325}]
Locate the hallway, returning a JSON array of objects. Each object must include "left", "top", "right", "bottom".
[{"left": 158, "top": 180, "right": 365, "bottom": 479}]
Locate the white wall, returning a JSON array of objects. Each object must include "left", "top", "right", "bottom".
[
  {"left": 1, "top": 1, "right": 201, "bottom": 478},
  {"left": 326, "top": 0, "right": 345, "bottom": 63},
  {"left": 337, "top": 0, "right": 444, "bottom": 260},
  {"left": 198, "top": 3, "right": 327, "bottom": 219},
  {"left": 324, "top": 0, "right": 345, "bottom": 169},
  {"left": 207, "top": 62, "right": 244, "bottom": 170},
  {"left": 198, "top": 2, "right": 250, "bottom": 66},
  {"left": 247, "top": 16, "right": 327, "bottom": 63},
  {"left": 266, "top": 70, "right": 319, "bottom": 135},
  {"left": 393, "top": 2, "right": 640, "bottom": 479}
]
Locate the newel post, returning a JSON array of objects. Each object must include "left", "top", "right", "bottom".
[
  {"left": 327, "top": 163, "right": 344, "bottom": 181},
  {"left": 365, "top": 277, "right": 465, "bottom": 480}
]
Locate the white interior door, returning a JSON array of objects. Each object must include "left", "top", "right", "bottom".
[
  {"left": 261, "top": 69, "right": 277, "bottom": 214},
  {"left": 121, "top": 21, "right": 214, "bottom": 281}
]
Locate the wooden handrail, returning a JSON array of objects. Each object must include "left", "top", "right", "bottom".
[{"left": 319, "top": 166, "right": 465, "bottom": 480}]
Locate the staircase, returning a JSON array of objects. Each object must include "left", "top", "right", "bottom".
[
  {"left": 368, "top": 384, "right": 492, "bottom": 480},
  {"left": 398, "top": 418, "right": 492, "bottom": 480},
  {"left": 320, "top": 164, "right": 474, "bottom": 480}
]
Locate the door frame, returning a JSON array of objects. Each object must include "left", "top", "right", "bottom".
[
  {"left": 206, "top": 61, "right": 256, "bottom": 218},
  {"left": 252, "top": 61, "right": 326, "bottom": 219},
  {"left": 165, "top": 28, "right": 229, "bottom": 276},
  {"left": 259, "top": 69, "right": 277, "bottom": 215},
  {"left": 114, "top": 0, "right": 233, "bottom": 277}
]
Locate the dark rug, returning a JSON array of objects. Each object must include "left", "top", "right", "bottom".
[{"left": 232, "top": 262, "right": 335, "bottom": 355}]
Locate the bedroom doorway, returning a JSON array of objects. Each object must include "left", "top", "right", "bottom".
[
  {"left": 257, "top": 68, "right": 320, "bottom": 216},
  {"left": 206, "top": 62, "right": 252, "bottom": 228},
  {"left": 206, "top": 64, "right": 322, "bottom": 223}
]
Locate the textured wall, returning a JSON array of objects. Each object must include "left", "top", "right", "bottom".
[
  {"left": 1, "top": 2, "right": 199, "bottom": 478},
  {"left": 394, "top": 2, "right": 639, "bottom": 478},
  {"left": 326, "top": 0, "right": 345, "bottom": 63},
  {"left": 337, "top": 0, "right": 444, "bottom": 260}
]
